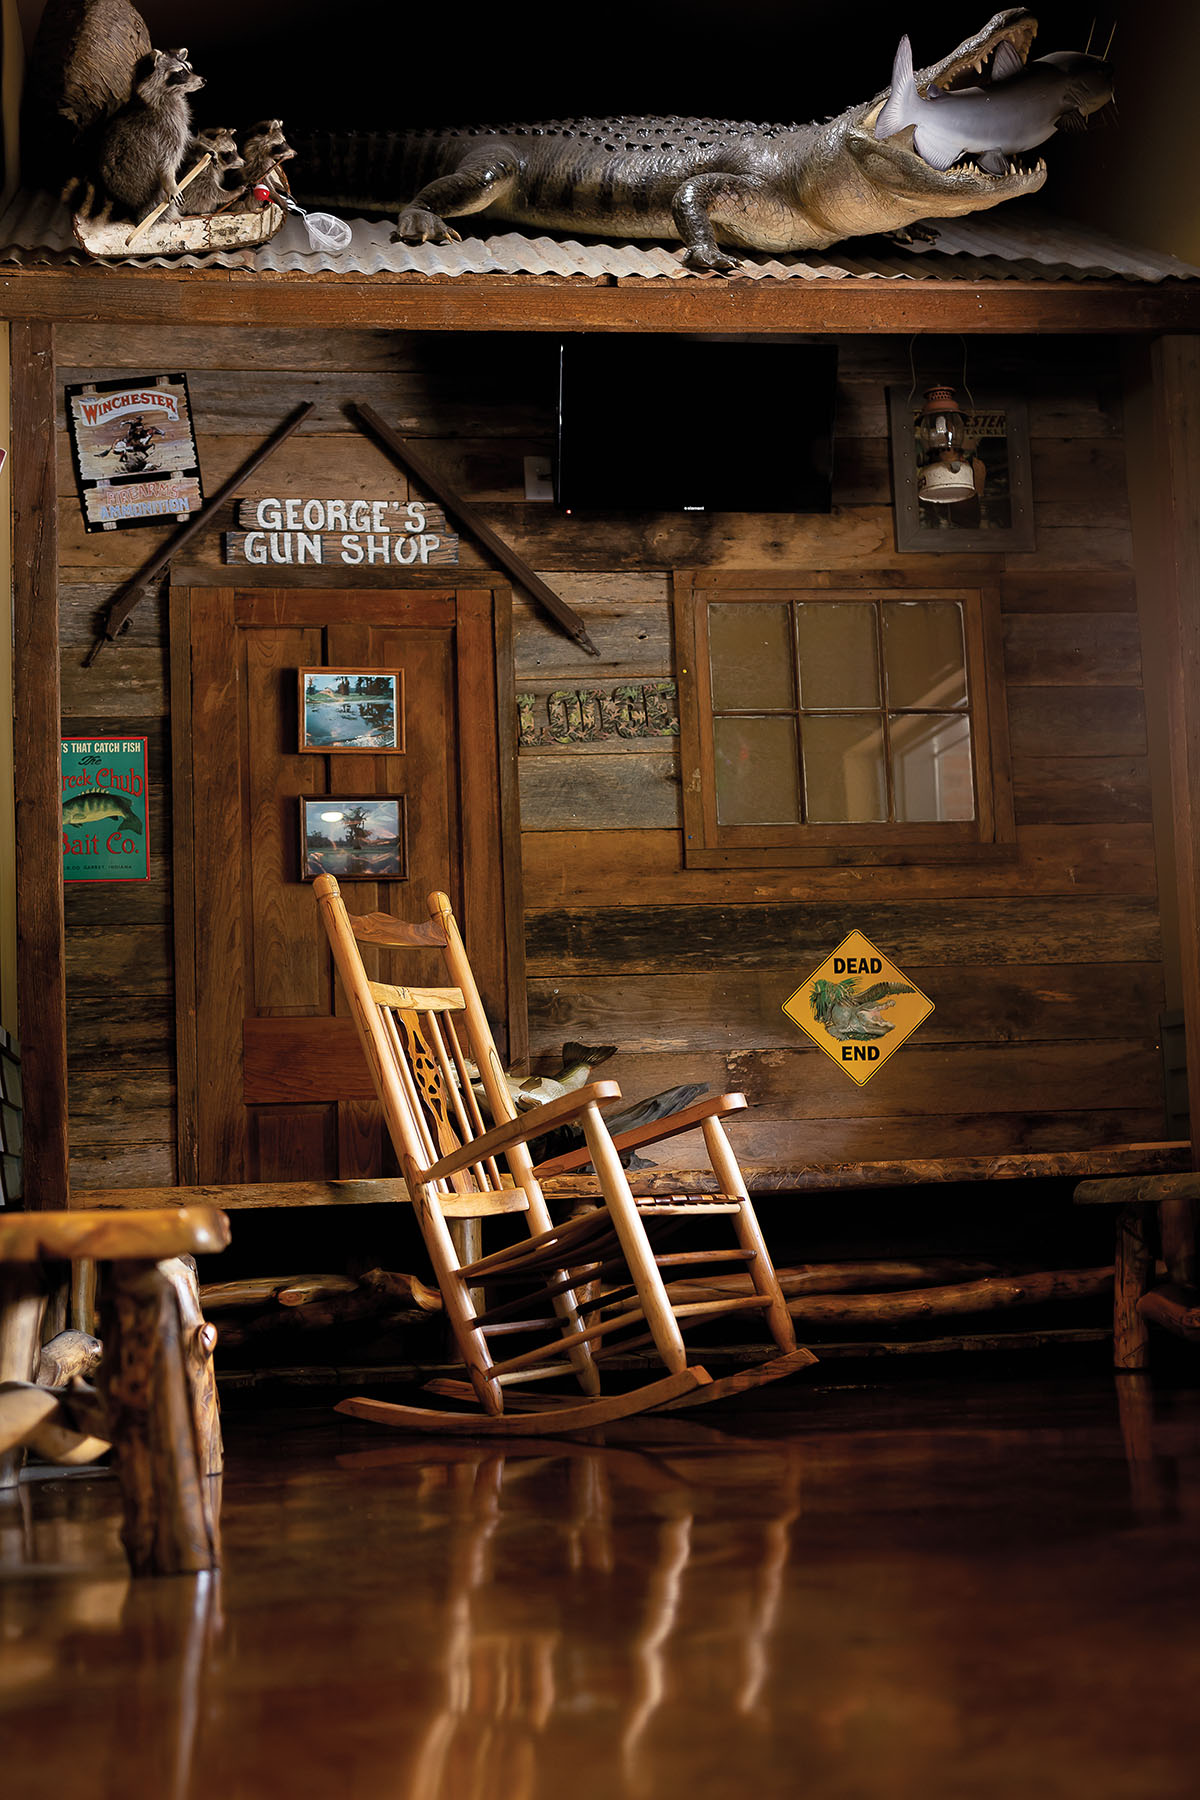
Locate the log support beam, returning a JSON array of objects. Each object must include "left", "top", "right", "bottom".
[
  {"left": 11, "top": 322, "right": 66, "bottom": 1211},
  {"left": 98, "top": 1259, "right": 221, "bottom": 1575},
  {"left": 1113, "top": 1206, "right": 1154, "bottom": 1371},
  {"left": 1149, "top": 336, "right": 1200, "bottom": 1281}
]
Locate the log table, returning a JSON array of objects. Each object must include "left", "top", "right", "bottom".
[
  {"left": 1074, "top": 1173, "right": 1200, "bottom": 1369},
  {"left": 0, "top": 1206, "right": 230, "bottom": 1575}
]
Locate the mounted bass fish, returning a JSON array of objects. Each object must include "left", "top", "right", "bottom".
[{"left": 351, "top": 8, "right": 1111, "bottom": 272}]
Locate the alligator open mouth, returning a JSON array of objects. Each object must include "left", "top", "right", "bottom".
[
  {"left": 853, "top": 8, "right": 1050, "bottom": 198},
  {"left": 921, "top": 8, "right": 1039, "bottom": 97}
]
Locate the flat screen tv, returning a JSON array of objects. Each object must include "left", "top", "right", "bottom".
[{"left": 555, "top": 338, "right": 837, "bottom": 514}]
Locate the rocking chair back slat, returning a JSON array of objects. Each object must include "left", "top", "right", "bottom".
[
  {"left": 442, "top": 1012, "right": 505, "bottom": 1188},
  {"left": 367, "top": 981, "right": 465, "bottom": 1012},
  {"left": 422, "top": 1009, "right": 501, "bottom": 1194},
  {"left": 376, "top": 1006, "right": 442, "bottom": 1175},
  {"left": 351, "top": 912, "right": 448, "bottom": 949}
]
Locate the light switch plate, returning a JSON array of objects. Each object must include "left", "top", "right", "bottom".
[{"left": 523, "top": 455, "right": 554, "bottom": 501}]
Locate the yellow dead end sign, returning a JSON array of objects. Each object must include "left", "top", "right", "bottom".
[{"left": 782, "top": 930, "right": 934, "bottom": 1086}]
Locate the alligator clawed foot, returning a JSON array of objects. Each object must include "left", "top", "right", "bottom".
[
  {"left": 882, "top": 222, "right": 940, "bottom": 247},
  {"left": 393, "top": 207, "right": 463, "bottom": 246},
  {"left": 680, "top": 245, "right": 742, "bottom": 275}
]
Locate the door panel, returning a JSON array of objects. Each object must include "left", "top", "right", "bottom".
[{"left": 173, "top": 584, "right": 524, "bottom": 1185}]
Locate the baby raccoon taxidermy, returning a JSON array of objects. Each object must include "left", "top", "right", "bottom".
[
  {"left": 242, "top": 119, "right": 296, "bottom": 199},
  {"left": 177, "top": 125, "right": 245, "bottom": 214},
  {"left": 97, "top": 46, "right": 204, "bottom": 217}
]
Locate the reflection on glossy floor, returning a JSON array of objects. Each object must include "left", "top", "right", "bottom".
[{"left": 4, "top": 1375, "right": 1200, "bottom": 1799}]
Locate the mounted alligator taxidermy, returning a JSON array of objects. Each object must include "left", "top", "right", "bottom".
[{"left": 374, "top": 9, "right": 1110, "bottom": 271}]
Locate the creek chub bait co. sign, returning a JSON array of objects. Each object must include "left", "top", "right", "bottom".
[
  {"left": 61, "top": 738, "right": 150, "bottom": 882},
  {"left": 224, "top": 496, "right": 459, "bottom": 567},
  {"left": 783, "top": 930, "right": 933, "bottom": 1085}
]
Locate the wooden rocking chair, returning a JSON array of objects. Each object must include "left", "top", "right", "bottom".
[{"left": 314, "top": 875, "right": 815, "bottom": 1435}]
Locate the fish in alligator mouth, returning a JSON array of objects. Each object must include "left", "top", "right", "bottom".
[
  {"left": 873, "top": 23, "right": 1113, "bottom": 176},
  {"left": 841, "top": 10, "right": 1112, "bottom": 235},
  {"left": 316, "top": 9, "right": 1111, "bottom": 271}
]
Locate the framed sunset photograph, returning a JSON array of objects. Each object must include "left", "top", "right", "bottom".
[
  {"left": 300, "top": 797, "right": 408, "bottom": 880},
  {"left": 299, "top": 668, "right": 405, "bottom": 753}
]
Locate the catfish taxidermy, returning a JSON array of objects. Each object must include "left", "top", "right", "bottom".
[
  {"left": 312, "top": 8, "right": 1112, "bottom": 270},
  {"left": 873, "top": 31, "right": 1113, "bottom": 173}
]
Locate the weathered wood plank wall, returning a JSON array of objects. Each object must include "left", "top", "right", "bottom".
[{"left": 54, "top": 325, "right": 1162, "bottom": 1185}]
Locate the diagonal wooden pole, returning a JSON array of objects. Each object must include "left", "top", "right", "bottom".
[
  {"left": 353, "top": 401, "right": 600, "bottom": 658},
  {"left": 85, "top": 401, "right": 315, "bottom": 666}
]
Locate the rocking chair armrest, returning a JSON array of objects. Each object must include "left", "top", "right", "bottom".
[
  {"left": 423, "top": 1080, "right": 624, "bottom": 1183},
  {"left": 532, "top": 1093, "right": 749, "bottom": 1179}
]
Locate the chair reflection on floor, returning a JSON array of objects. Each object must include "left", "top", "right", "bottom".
[{"left": 337, "top": 1429, "right": 803, "bottom": 1800}]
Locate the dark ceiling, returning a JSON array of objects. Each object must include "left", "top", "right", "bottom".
[{"left": 121, "top": 1, "right": 1114, "bottom": 133}]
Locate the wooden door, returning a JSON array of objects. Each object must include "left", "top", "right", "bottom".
[{"left": 171, "top": 584, "right": 524, "bottom": 1185}]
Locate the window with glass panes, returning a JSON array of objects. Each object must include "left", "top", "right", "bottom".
[{"left": 675, "top": 576, "right": 1013, "bottom": 868}]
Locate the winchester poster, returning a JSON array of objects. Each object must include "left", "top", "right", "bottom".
[
  {"left": 61, "top": 738, "right": 150, "bottom": 882},
  {"left": 65, "top": 373, "right": 203, "bottom": 531}
]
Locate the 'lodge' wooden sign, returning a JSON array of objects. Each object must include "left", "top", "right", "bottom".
[{"left": 223, "top": 496, "right": 459, "bottom": 567}]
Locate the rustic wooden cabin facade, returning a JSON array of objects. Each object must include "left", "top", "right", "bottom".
[{"left": 3, "top": 203, "right": 1200, "bottom": 1364}]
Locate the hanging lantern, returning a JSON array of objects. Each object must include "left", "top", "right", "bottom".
[{"left": 915, "top": 384, "right": 977, "bottom": 505}]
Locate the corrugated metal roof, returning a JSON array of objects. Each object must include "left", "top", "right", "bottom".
[{"left": 2, "top": 189, "right": 1197, "bottom": 283}]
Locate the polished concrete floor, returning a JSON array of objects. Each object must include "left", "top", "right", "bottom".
[{"left": 2, "top": 1374, "right": 1199, "bottom": 1799}]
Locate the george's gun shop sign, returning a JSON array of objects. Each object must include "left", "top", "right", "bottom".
[
  {"left": 61, "top": 738, "right": 150, "bottom": 882},
  {"left": 224, "top": 495, "right": 458, "bottom": 568}
]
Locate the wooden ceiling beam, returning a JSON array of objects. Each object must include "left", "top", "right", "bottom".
[{"left": 1, "top": 270, "right": 1198, "bottom": 334}]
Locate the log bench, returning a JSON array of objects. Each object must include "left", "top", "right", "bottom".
[
  {"left": 0, "top": 1206, "right": 230, "bottom": 1575},
  {"left": 68, "top": 1144, "right": 1191, "bottom": 1216},
  {"left": 68, "top": 1144, "right": 1190, "bottom": 1371}
]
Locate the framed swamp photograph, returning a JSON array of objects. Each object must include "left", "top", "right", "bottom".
[
  {"left": 300, "top": 797, "right": 408, "bottom": 880},
  {"left": 888, "top": 388, "right": 1035, "bottom": 553},
  {"left": 299, "top": 668, "right": 405, "bottom": 753}
]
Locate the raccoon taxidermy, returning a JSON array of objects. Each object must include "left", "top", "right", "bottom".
[
  {"left": 243, "top": 118, "right": 295, "bottom": 198},
  {"left": 177, "top": 125, "right": 246, "bottom": 214},
  {"left": 96, "top": 46, "right": 205, "bottom": 216}
]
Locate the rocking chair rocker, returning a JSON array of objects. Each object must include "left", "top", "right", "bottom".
[{"left": 314, "top": 876, "right": 815, "bottom": 1435}]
